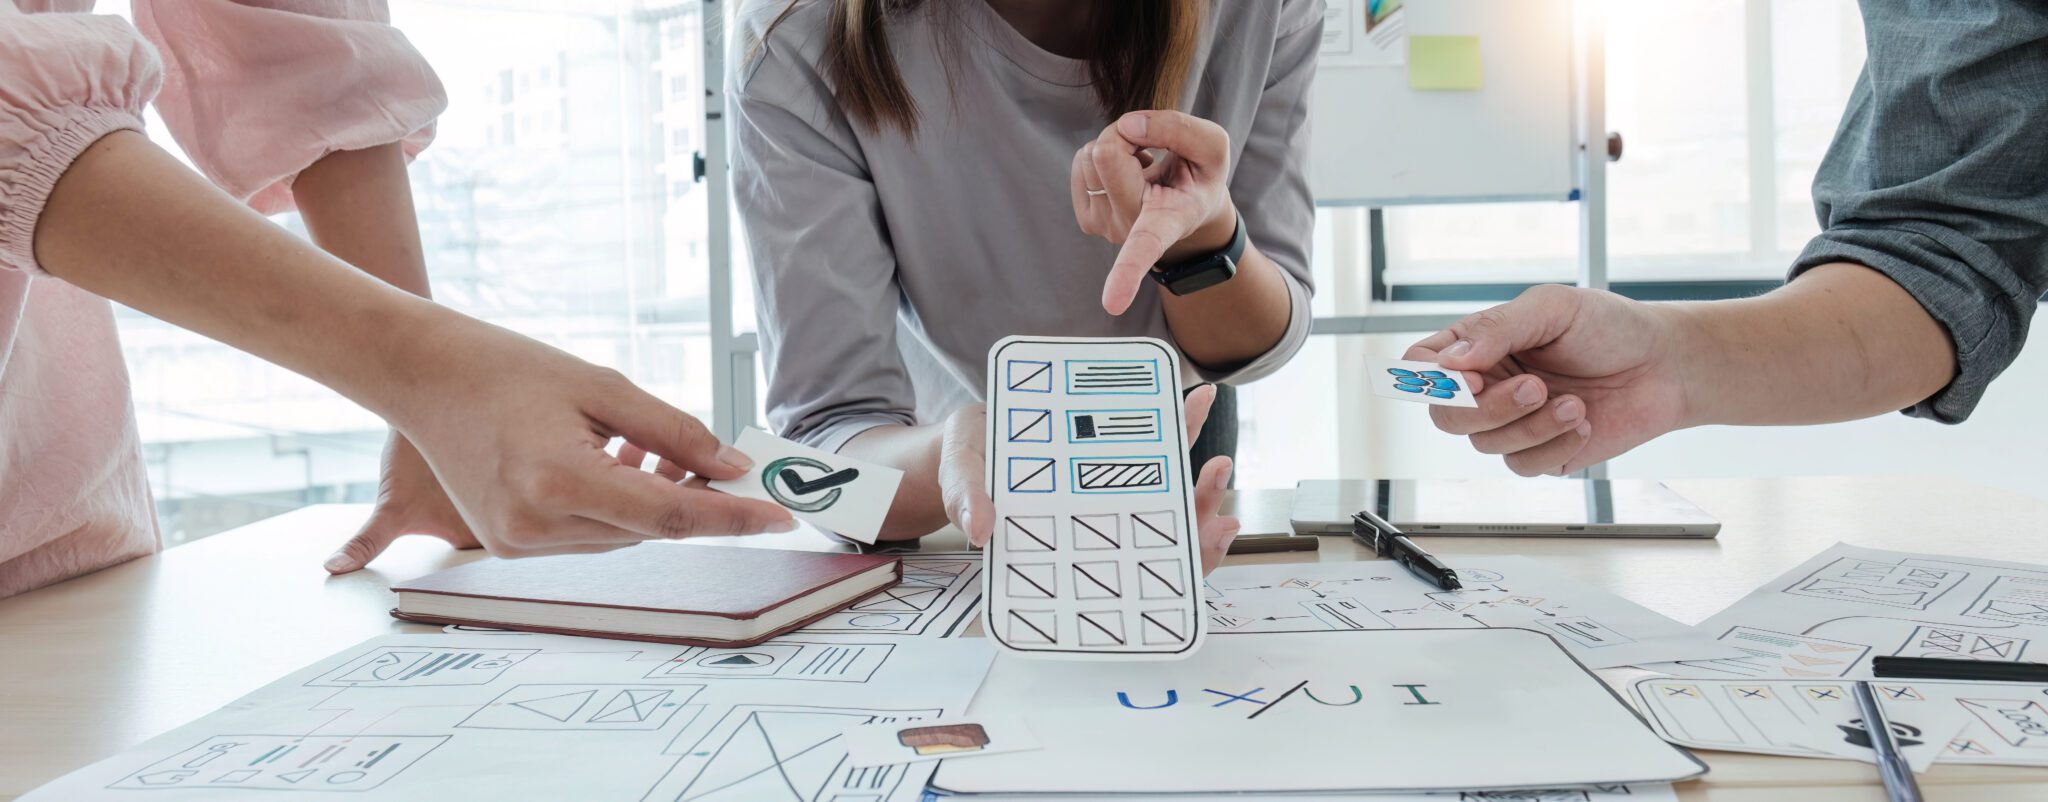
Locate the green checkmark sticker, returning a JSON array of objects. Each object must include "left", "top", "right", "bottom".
[{"left": 763, "top": 456, "right": 859, "bottom": 512}]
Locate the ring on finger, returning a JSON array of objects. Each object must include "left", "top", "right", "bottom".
[{"left": 1085, "top": 187, "right": 1108, "bottom": 197}]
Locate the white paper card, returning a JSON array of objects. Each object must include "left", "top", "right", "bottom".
[
  {"left": 708, "top": 427, "right": 903, "bottom": 543},
  {"left": 842, "top": 717, "right": 1040, "bottom": 767},
  {"left": 1640, "top": 543, "right": 2048, "bottom": 681},
  {"left": 1365, "top": 358, "right": 1479, "bottom": 407},
  {"left": 982, "top": 336, "right": 1204, "bottom": 659},
  {"left": 21, "top": 633, "right": 994, "bottom": 801},
  {"left": 930, "top": 629, "right": 1705, "bottom": 795}
]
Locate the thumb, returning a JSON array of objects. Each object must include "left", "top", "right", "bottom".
[
  {"left": 596, "top": 383, "right": 753, "bottom": 481},
  {"left": 1181, "top": 383, "right": 1217, "bottom": 443},
  {"left": 1433, "top": 285, "right": 1581, "bottom": 372},
  {"left": 325, "top": 515, "right": 406, "bottom": 574}
]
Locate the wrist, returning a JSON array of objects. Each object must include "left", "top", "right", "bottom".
[
  {"left": 1655, "top": 301, "right": 1722, "bottom": 430},
  {"left": 1160, "top": 203, "right": 1239, "bottom": 264}
]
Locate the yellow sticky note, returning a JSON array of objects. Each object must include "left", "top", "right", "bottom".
[{"left": 1408, "top": 35, "right": 1483, "bottom": 91}]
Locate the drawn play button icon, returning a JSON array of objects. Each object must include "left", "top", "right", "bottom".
[
  {"left": 763, "top": 456, "right": 859, "bottom": 513},
  {"left": 699, "top": 652, "right": 775, "bottom": 668}
]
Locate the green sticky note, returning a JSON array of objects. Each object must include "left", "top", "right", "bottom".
[{"left": 1408, "top": 35, "right": 1483, "bottom": 91}]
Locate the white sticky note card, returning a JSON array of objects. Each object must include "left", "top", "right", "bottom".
[
  {"left": 842, "top": 717, "right": 1041, "bottom": 768},
  {"left": 707, "top": 427, "right": 903, "bottom": 543},
  {"left": 1366, "top": 358, "right": 1478, "bottom": 407},
  {"left": 983, "top": 336, "right": 1204, "bottom": 660}
]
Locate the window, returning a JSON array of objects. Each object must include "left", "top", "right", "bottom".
[{"left": 110, "top": 0, "right": 710, "bottom": 543}]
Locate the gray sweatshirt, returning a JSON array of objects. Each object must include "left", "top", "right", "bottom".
[{"left": 729, "top": 0, "right": 1321, "bottom": 451}]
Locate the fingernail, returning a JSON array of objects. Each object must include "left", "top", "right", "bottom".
[
  {"left": 1119, "top": 112, "right": 1148, "bottom": 138},
  {"left": 1554, "top": 398, "right": 1583, "bottom": 422},
  {"left": 765, "top": 517, "right": 798, "bottom": 533},
  {"left": 1512, "top": 380, "right": 1543, "bottom": 407},
  {"left": 960, "top": 506, "right": 978, "bottom": 538},
  {"left": 1443, "top": 339, "right": 1474, "bottom": 358},
  {"left": 1576, "top": 421, "right": 1593, "bottom": 438},
  {"left": 323, "top": 552, "right": 355, "bottom": 573},
  {"left": 716, "top": 445, "right": 752, "bottom": 470}
]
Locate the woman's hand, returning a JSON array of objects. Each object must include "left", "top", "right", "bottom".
[
  {"left": 1070, "top": 110, "right": 1239, "bottom": 315},
  {"left": 938, "top": 384, "right": 1241, "bottom": 574},
  {"left": 323, "top": 433, "right": 478, "bottom": 573},
  {"left": 375, "top": 317, "right": 798, "bottom": 560}
]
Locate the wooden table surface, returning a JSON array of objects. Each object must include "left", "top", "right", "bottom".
[{"left": 4, "top": 476, "right": 2047, "bottom": 800}]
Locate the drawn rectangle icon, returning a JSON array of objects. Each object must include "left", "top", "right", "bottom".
[
  {"left": 1064, "top": 359, "right": 1160, "bottom": 395},
  {"left": 1538, "top": 616, "right": 1637, "bottom": 649},
  {"left": 1138, "top": 609, "right": 1188, "bottom": 646},
  {"left": 1067, "top": 409, "right": 1161, "bottom": 443},
  {"left": 1077, "top": 611, "right": 1127, "bottom": 646},
  {"left": 1006, "top": 408, "right": 1052, "bottom": 442},
  {"left": 1072, "top": 456, "right": 1168, "bottom": 494},
  {"left": 1006, "top": 457, "right": 1056, "bottom": 493},
  {"left": 1005, "top": 563, "right": 1057, "bottom": 599},
  {"left": 1006, "top": 359, "right": 1052, "bottom": 393},
  {"left": 1004, "top": 515, "right": 1055, "bottom": 552},
  {"left": 1136, "top": 558, "right": 1187, "bottom": 599},
  {"left": 1070, "top": 513, "right": 1119, "bottom": 550},
  {"left": 1131, "top": 510, "right": 1177, "bottom": 547},
  {"left": 646, "top": 642, "right": 893, "bottom": 683},
  {"left": 1007, "top": 610, "right": 1056, "bottom": 644},
  {"left": 1072, "top": 561, "right": 1122, "bottom": 600},
  {"left": 458, "top": 684, "right": 703, "bottom": 731}
]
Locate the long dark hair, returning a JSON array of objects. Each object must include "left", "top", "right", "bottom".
[{"left": 755, "top": 0, "right": 1207, "bottom": 134}]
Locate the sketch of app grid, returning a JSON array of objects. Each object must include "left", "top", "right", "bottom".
[
  {"left": 983, "top": 335, "right": 1202, "bottom": 660},
  {"left": 109, "top": 735, "right": 450, "bottom": 792},
  {"left": 644, "top": 704, "right": 944, "bottom": 802},
  {"left": 1064, "top": 359, "right": 1161, "bottom": 395},
  {"left": 1066, "top": 409, "right": 1162, "bottom": 443}
]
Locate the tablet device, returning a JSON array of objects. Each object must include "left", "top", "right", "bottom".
[{"left": 1290, "top": 478, "right": 1719, "bottom": 538}]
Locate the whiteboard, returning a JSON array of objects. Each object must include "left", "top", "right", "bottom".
[{"left": 1308, "top": 0, "right": 1580, "bottom": 206}]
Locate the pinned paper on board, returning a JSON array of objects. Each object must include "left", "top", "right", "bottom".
[
  {"left": 708, "top": 427, "right": 904, "bottom": 543},
  {"left": 1320, "top": 0, "right": 1408, "bottom": 67},
  {"left": 1408, "top": 35, "right": 1483, "bottom": 91},
  {"left": 984, "top": 336, "right": 1203, "bottom": 659}
]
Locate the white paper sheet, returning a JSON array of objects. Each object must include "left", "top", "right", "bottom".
[
  {"left": 952, "top": 785, "right": 1676, "bottom": 802},
  {"left": 709, "top": 427, "right": 903, "bottom": 543},
  {"left": 23, "top": 633, "right": 993, "bottom": 801},
  {"left": 983, "top": 336, "right": 1203, "bottom": 659},
  {"left": 1631, "top": 676, "right": 2048, "bottom": 769},
  {"left": 1201, "top": 557, "right": 1745, "bottom": 669},
  {"left": 930, "top": 629, "right": 1705, "bottom": 795},
  {"left": 1639, "top": 543, "right": 2048, "bottom": 680}
]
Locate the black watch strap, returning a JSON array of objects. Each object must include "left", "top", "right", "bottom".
[{"left": 1148, "top": 212, "right": 1245, "bottom": 296}]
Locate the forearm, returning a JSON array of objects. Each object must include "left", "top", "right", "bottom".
[
  {"left": 292, "top": 143, "right": 432, "bottom": 298},
  {"left": 1158, "top": 229, "right": 1292, "bottom": 370},
  {"left": 1670, "top": 262, "right": 1956, "bottom": 427},
  {"left": 838, "top": 422, "right": 951, "bottom": 541},
  {"left": 34, "top": 131, "right": 450, "bottom": 420}
]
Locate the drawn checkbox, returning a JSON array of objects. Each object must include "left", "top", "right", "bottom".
[
  {"left": 1006, "top": 360, "right": 1052, "bottom": 393},
  {"left": 1006, "top": 408, "right": 1052, "bottom": 442},
  {"left": 1006, "top": 457, "right": 1056, "bottom": 493}
]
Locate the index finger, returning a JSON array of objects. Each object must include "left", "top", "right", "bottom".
[
  {"left": 1102, "top": 190, "right": 1193, "bottom": 314},
  {"left": 579, "top": 468, "right": 796, "bottom": 539}
]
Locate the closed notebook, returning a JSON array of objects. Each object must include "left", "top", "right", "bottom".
[{"left": 389, "top": 545, "right": 900, "bottom": 647}]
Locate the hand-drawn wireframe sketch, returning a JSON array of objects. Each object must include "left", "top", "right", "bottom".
[
  {"left": 108, "top": 735, "right": 448, "bottom": 792},
  {"left": 22, "top": 633, "right": 994, "bottom": 801},
  {"left": 645, "top": 642, "right": 895, "bottom": 683},
  {"left": 1642, "top": 544, "right": 2048, "bottom": 680},
  {"left": 1198, "top": 557, "right": 1742, "bottom": 669},
  {"left": 1456, "top": 786, "right": 1676, "bottom": 802},
  {"left": 457, "top": 685, "right": 704, "bottom": 731},
  {"left": 984, "top": 336, "right": 1203, "bottom": 659},
  {"left": 641, "top": 704, "right": 943, "bottom": 802},
  {"left": 798, "top": 554, "right": 983, "bottom": 638},
  {"left": 307, "top": 647, "right": 536, "bottom": 687},
  {"left": 1631, "top": 676, "right": 2048, "bottom": 769}
]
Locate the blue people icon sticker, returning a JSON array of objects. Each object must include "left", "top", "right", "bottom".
[{"left": 1365, "top": 358, "right": 1479, "bottom": 408}]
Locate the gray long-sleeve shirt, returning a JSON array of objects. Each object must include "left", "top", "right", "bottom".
[
  {"left": 1791, "top": 1, "right": 2048, "bottom": 422},
  {"left": 730, "top": 0, "right": 1320, "bottom": 451}
]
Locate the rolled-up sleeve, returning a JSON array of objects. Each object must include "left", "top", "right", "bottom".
[
  {"left": 0, "top": 7, "right": 162, "bottom": 276},
  {"left": 1197, "top": 0, "right": 1320, "bottom": 385},
  {"left": 729, "top": 10, "right": 917, "bottom": 452},
  {"left": 133, "top": 0, "right": 446, "bottom": 215},
  {"left": 1790, "top": 1, "right": 2048, "bottom": 423}
]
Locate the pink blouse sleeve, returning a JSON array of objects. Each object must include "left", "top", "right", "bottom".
[
  {"left": 133, "top": 0, "right": 448, "bottom": 215},
  {"left": 0, "top": 5, "right": 163, "bottom": 275}
]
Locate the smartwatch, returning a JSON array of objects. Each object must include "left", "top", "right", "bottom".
[{"left": 1147, "top": 211, "right": 1245, "bottom": 296}]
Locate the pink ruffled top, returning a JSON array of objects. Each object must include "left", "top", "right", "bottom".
[{"left": 0, "top": 0, "right": 445, "bottom": 598}]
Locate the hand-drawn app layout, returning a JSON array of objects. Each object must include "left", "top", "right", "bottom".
[{"left": 984, "top": 336, "right": 1203, "bottom": 659}]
